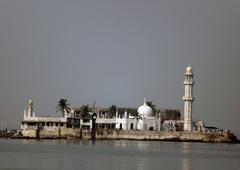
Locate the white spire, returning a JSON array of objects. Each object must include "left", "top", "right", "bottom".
[{"left": 144, "top": 98, "right": 147, "bottom": 105}]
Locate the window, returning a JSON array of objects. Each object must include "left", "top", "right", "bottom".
[
  {"left": 149, "top": 127, "right": 154, "bottom": 131},
  {"left": 83, "top": 119, "right": 90, "bottom": 123},
  {"left": 130, "top": 123, "right": 134, "bottom": 130},
  {"left": 27, "top": 122, "right": 36, "bottom": 126}
]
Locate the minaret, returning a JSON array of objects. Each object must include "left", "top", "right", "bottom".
[
  {"left": 27, "top": 99, "right": 33, "bottom": 117},
  {"left": 183, "top": 65, "right": 194, "bottom": 131}
]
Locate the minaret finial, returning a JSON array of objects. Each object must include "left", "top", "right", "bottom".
[{"left": 186, "top": 64, "right": 193, "bottom": 75}]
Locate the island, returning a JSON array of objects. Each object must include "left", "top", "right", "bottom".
[{"left": 10, "top": 65, "right": 238, "bottom": 143}]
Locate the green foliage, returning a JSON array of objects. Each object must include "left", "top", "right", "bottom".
[
  {"left": 80, "top": 105, "right": 90, "bottom": 118},
  {"left": 56, "top": 98, "right": 70, "bottom": 116},
  {"left": 108, "top": 105, "right": 117, "bottom": 118},
  {"left": 146, "top": 101, "right": 157, "bottom": 116},
  {"left": 118, "top": 107, "right": 138, "bottom": 116},
  {"left": 161, "top": 109, "right": 181, "bottom": 120}
]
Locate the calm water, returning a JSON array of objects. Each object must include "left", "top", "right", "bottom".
[{"left": 0, "top": 139, "right": 239, "bottom": 170}]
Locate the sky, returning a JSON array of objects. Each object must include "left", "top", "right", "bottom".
[{"left": 0, "top": 0, "right": 239, "bottom": 135}]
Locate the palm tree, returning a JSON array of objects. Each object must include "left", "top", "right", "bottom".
[
  {"left": 146, "top": 101, "right": 157, "bottom": 116},
  {"left": 56, "top": 99, "right": 70, "bottom": 116}
]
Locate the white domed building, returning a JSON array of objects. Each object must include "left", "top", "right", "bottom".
[
  {"left": 136, "top": 98, "right": 160, "bottom": 130},
  {"left": 115, "top": 98, "right": 161, "bottom": 131},
  {"left": 137, "top": 98, "right": 153, "bottom": 117}
]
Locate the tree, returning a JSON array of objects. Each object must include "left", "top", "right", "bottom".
[
  {"left": 146, "top": 101, "right": 157, "bottom": 116},
  {"left": 108, "top": 105, "right": 117, "bottom": 118},
  {"left": 162, "top": 109, "right": 181, "bottom": 120},
  {"left": 56, "top": 99, "right": 70, "bottom": 116},
  {"left": 118, "top": 107, "right": 138, "bottom": 117},
  {"left": 80, "top": 105, "right": 90, "bottom": 118}
]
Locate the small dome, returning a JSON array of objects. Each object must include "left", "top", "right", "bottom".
[
  {"left": 137, "top": 99, "right": 153, "bottom": 117},
  {"left": 186, "top": 65, "right": 193, "bottom": 75},
  {"left": 28, "top": 99, "right": 33, "bottom": 105}
]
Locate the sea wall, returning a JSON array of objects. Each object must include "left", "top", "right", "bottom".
[
  {"left": 21, "top": 128, "right": 237, "bottom": 143},
  {"left": 22, "top": 128, "right": 81, "bottom": 138},
  {"left": 94, "top": 129, "right": 237, "bottom": 143}
]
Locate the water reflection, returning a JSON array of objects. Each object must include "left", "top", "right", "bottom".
[
  {"left": 113, "top": 140, "right": 152, "bottom": 150},
  {"left": 111, "top": 140, "right": 153, "bottom": 170},
  {"left": 0, "top": 139, "right": 240, "bottom": 170},
  {"left": 136, "top": 157, "right": 148, "bottom": 170},
  {"left": 21, "top": 138, "right": 93, "bottom": 145},
  {"left": 22, "top": 139, "right": 39, "bottom": 144},
  {"left": 181, "top": 142, "right": 191, "bottom": 170}
]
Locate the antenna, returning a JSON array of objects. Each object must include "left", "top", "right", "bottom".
[
  {"left": 145, "top": 87, "right": 148, "bottom": 102},
  {"left": 92, "top": 99, "right": 96, "bottom": 109}
]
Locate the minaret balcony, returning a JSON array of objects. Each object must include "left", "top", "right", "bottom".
[
  {"left": 183, "top": 81, "right": 194, "bottom": 85},
  {"left": 182, "top": 96, "right": 194, "bottom": 101}
]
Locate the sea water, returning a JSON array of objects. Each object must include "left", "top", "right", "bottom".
[{"left": 0, "top": 139, "right": 239, "bottom": 170}]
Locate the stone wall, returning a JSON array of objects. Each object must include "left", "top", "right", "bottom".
[
  {"left": 21, "top": 128, "right": 237, "bottom": 143},
  {"left": 22, "top": 129, "right": 36, "bottom": 138},
  {"left": 22, "top": 128, "right": 81, "bottom": 139},
  {"left": 93, "top": 130, "right": 237, "bottom": 142}
]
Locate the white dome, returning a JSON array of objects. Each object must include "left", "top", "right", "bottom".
[
  {"left": 137, "top": 99, "right": 153, "bottom": 117},
  {"left": 28, "top": 99, "right": 33, "bottom": 105}
]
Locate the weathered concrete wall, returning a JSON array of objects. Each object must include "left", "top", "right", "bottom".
[
  {"left": 22, "top": 129, "right": 36, "bottom": 138},
  {"left": 21, "top": 128, "right": 237, "bottom": 143},
  {"left": 39, "top": 128, "right": 81, "bottom": 138},
  {"left": 94, "top": 130, "right": 237, "bottom": 143},
  {"left": 22, "top": 128, "right": 81, "bottom": 139}
]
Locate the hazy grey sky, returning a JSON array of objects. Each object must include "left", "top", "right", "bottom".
[{"left": 0, "top": 0, "right": 239, "bottom": 134}]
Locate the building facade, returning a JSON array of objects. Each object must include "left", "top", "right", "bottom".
[{"left": 21, "top": 65, "right": 205, "bottom": 138}]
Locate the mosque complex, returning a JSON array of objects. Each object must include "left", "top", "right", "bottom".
[{"left": 20, "top": 65, "right": 234, "bottom": 141}]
